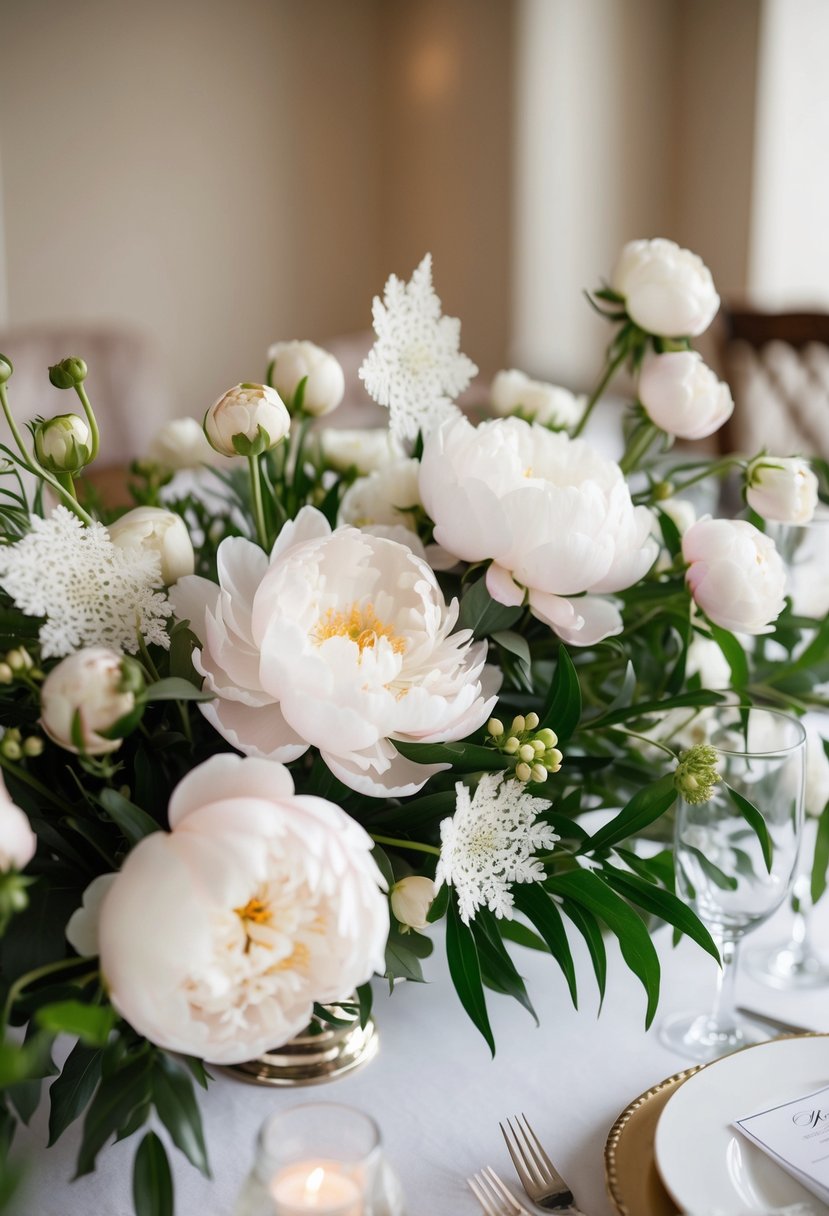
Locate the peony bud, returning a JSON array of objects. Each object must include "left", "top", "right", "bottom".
[
  {"left": 48, "top": 357, "right": 88, "bottom": 390},
  {"left": 204, "top": 383, "right": 291, "bottom": 458},
  {"left": 267, "top": 340, "right": 345, "bottom": 417},
  {"left": 41, "top": 647, "right": 143, "bottom": 755},
  {"left": 147, "top": 417, "right": 218, "bottom": 471},
  {"left": 638, "top": 352, "right": 734, "bottom": 441},
  {"left": 611, "top": 238, "right": 720, "bottom": 338},
  {"left": 390, "top": 875, "right": 436, "bottom": 932},
  {"left": 0, "top": 772, "right": 36, "bottom": 871},
  {"left": 0, "top": 355, "right": 13, "bottom": 384},
  {"left": 682, "top": 517, "right": 786, "bottom": 635},
  {"left": 34, "top": 413, "right": 93, "bottom": 474},
  {"left": 490, "top": 369, "right": 582, "bottom": 429},
  {"left": 745, "top": 457, "right": 819, "bottom": 525},
  {"left": 108, "top": 506, "right": 195, "bottom": 584},
  {"left": 674, "top": 744, "right": 720, "bottom": 804}
]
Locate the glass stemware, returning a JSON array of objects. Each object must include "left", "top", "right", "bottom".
[{"left": 660, "top": 704, "right": 805, "bottom": 1062}]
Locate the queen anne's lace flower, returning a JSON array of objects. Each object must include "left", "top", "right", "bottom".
[
  {"left": 359, "top": 253, "right": 478, "bottom": 443},
  {"left": 435, "top": 773, "right": 559, "bottom": 924},
  {"left": 0, "top": 506, "right": 171, "bottom": 658}
]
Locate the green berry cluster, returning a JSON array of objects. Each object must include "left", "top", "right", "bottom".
[{"left": 486, "top": 712, "right": 563, "bottom": 783}]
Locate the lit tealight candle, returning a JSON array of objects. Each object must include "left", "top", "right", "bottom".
[{"left": 270, "top": 1161, "right": 363, "bottom": 1216}]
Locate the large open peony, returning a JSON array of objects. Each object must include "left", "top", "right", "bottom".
[
  {"left": 419, "top": 415, "right": 658, "bottom": 645},
  {"left": 98, "top": 755, "right": 388, "bottom": 1064},
  {"left": 171, "top": 508, "right": 497, "bottom": 795}
]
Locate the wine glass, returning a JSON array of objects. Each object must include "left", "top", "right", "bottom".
[
  {"left": 660, "top": 703, "right": 805, "bottom": 1062},
  {"left": 745, "top": 508, "right": 829, "bottom": 989}
]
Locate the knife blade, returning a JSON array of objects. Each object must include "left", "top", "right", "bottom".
[{"left": 737, "top": 1006, "right": 822, "bottom": 1036}]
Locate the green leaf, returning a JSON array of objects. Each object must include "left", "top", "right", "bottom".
[
  {"left": 384, "top": 936, "right": 425, "bottom": 985},
  {"left": 541, "top": 647, "right": 581, "bottom": 742},
  {"left": 586, "top": 689, "right": 726, "bottom": 729},
  {"left": 560, "top": 899, "right": 607, "bottom": 1008},
  {"left": 724, "top": 783, "right": 773, "bottom": 872},
  {"left": 709, "top": 625, "right": 749, "bottom": 688},
  {"left": 426, "top": 881, "right": 451, "bottom": 924},
  {"left": 497, "top": 919, "right": 550, "bottom": 953},
  {"left": 76, "top": 1055, "right": 154, "bottom": 1177},
  {"left": 685, "top": 845, "right": 738, "bottom": 892},
  {"left": 99, "top": 789, "right": 160, "bottom": 845},
  {"left": 457, "top": 578, "right": 522, "bottom": 639},
  {"left": 603, "top": 867, "right": 720, "bottom": 963},
  {"left": 181, "top": 1057, "right": 212, "bottom": 1091},
  {"left": 445, "top": 899, "right": 495, "bottom": 1055},
  {"left": 133, "top": 1132, "right": 173, "bottom": 1216},
  {"left": 492, "top": 630, "right": 532, "bottom": 683},
  {"left": 512, "top": 885, "right": 577, "bottom": 1008},
  {"left": 48, "top": 1043, "right": 104, "bottom": 1145},
  {"left": 36, "top": 1001, "right": 116, "bottom": 1047},
  {"left": 471, "top": 910, "right": 538, "bottom": 1024},
  {"left": 140, "top": 677, "right": 214, "bottom": 703},
  {"left": 811, "top": 798, "right": 829, "bottom": 906},
  {"left": 356, "top": 982, "right": 373, "bottom": 1030},
  {"left": 393, "top": 739, "right": 507, "bottom": 772},
  {"left": 151, "top": 1055, "right": 210, "bottom": 1178},
  {"left": 547, "top": 870, "right": 661, "bottom": 1027},
  {"left": 585, "top": 774, "right": 677, "bottom": 854}
]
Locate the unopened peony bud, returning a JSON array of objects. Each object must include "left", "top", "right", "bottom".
[
  {"left": 34, "top": 413, "right": 93, "bottom": 474},
  {"left": 611, "top": 239, "right": 720, "bottom": 338},
  {"left": 204, "top": 383, "right": 291, "bottom": 458},
  {"left": 746, "top": 457, "right": 819, "bottom": 525},
  {"left": 267, "top": 340, "right": 345, "bottom": 417},
  {"left": 674, "top": 744, "right": 720, "bottom": 804},
  {"left": 108, "top": 506, "right": 195, "bottom": 585},
  {"left": 683, "top": 517, "right": 786, "bottom": 635},
  {"left": 491, "top": 369, "right": 581, "bottom": 429},
  {"left": 0, "top": 773, "right": 36, "bottom": 872},
  {"left": 0, "top": 355, "right": 13, "bottom": 384},
  {"left": 147, "top": 417, "right": 218, "bottom": 471},
  {"left": 48, "top": 357, "right": 88, "bottom": 390},
  {"left": 390, "top": 875, "right": 436, "bottom": 932},
  {"left": 40, "top": 647, "right": 143, "bottom": 756},
  {"left": 639, "top": 352, "right": 734, "bottom": 441}
]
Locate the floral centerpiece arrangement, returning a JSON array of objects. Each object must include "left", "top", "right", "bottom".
[{"left": 0, "top": 239, "right": 827, "bottom": 1213}]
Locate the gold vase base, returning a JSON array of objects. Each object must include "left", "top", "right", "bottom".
[{"left": 221, "top": 1013, "right": 379, "bottom": 1087}]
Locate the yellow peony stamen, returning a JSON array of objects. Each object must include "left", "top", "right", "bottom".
[
  {"left": 313, "top": 602, "right": 406, "bottom": 655},
  {"left": 235, "top": 895, "right": 272, "bottom": 926}
]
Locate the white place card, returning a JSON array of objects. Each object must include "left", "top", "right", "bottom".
[{"left": 735, "top": 1083, "right": 829, "bottom": 1208}]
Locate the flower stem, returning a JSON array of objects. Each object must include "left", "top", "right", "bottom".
[
  {"left": 56, "top": 471, "right": 77, "bottom": 501},
  {"left": 248, "top": 454, "right": 269, "bottom": 550},
  {"left": 663, "top": 456, "right": 743, "bottom": 498},
  {"left": 571, "top": 345, "right": 629, "bottom": 439},
  {"left": 370, "top": 833, "right": 440, "bottom": 856},
  {"left": 0, "top": 755, "right": 68, "bottom": 812},
  {"left": 2, "top": 955, "right": 94, "bottom": 1035},
  {"left": 0, "top": 383, "right": 93, "bottom": 524},
  {"left": 619, "top": 423, "right": 659, "bottom": 476},
  {"left": 74, "top": 383, "right": 100, "bottom": 462}
]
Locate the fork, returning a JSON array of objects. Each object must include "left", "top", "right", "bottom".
[
  {"left": 500, "top": 1113, "right": 590, "bottom": 1214},
  {"left": 468, "top": 1166, "right": 535, "bottom": 1215}
]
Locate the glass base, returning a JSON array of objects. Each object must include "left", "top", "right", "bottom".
[
  {"left": 221, "top": 1003, "right": 379, "bottom": 1087},
  {"left": 659, "top": 1010, "right": 768, "bottom": 1063},
  {"left": 745, "top": 940, "right": 829, "bottom": 990}
]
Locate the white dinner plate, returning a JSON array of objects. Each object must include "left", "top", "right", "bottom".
[{"left": 654, "top": 1036, "right": 829, "bottom": 1215}]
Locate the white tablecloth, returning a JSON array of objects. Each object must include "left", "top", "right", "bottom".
[{"left": 13, "top": 897, "right": 829, "bottom": 1216}]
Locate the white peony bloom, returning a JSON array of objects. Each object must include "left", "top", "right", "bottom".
[
  {"left": 40, "top": 647, "right": 138, "bottom": 755},
  {"left": 147, "top": 417, "right": 219, "bottom": 471},
  {"left": 682, "top": 517, "right": 786, "bottom": 635},
  {"left": 267, "top": 340, "right": 345, "bottom": 417},
  {"left": 745, "top": 457, "right": 819, "bottom": 525},
  {"left": 171, "top": 508, "right": 498, "bottom": 797},
  {"left": 0, "top": 773, "right": 36, "bottom": 872},
  {"left": 338, "top": 459, "right": 456, "bottom": 572},
  {"left": 490, "top": 369, "right": 582, "bottom": 430},
  {"left": 317, "top": 427, "right": 404, "bottom": 475},
  {"left": 66, "top": 873, "right": 117, "bottom": 955},
  {"left": 98, "top": 754, "right": 388, "bottom": 1064},
  {"left": 390, "top": 875, "right": 436, "bottom": 931},
  {"left": 638, "top": 352, "right": 734, "bottom": 440},
  {"left": 358, "top": 253, "right": 478, "bottom": 443},
  {"left": 204, "top": 383, "right": 291, "bottom": 457},
  {"left": 611, "top": 238, "right": 720, "bottom": 338},
  {"left": 418, "top": 414, "right": 658, "bottom": 646},
  {"left": 109, "top": 506, "right": 195, "bottom": 585}
]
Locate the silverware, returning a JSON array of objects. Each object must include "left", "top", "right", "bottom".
[
  {"left": 500, "top": 1113, "right": 589, "bottom": 1213},
  {"left": 468, "top": 1166, "right": 535, "bottom": 1215},
  {"left": 736, "top": 1006, "right": 819, "bottom": 1036}
]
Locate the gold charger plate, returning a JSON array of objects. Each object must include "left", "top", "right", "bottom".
[{"left": 604, "top": 1064, "right": 701, "bottom": 1216}]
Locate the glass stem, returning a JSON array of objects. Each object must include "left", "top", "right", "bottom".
[{"left": 710, "top": 935, "right": 740, "bottom": 1033}]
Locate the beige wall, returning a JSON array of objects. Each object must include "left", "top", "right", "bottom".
[{"left": 0, "top": 0, "right": 384, "bottom": 415}]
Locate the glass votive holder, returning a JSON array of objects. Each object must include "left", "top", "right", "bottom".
[{"left": 234, "top": 1102, "right": 404, "bottom": 1216}]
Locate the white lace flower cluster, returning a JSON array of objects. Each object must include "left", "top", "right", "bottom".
[
  {"left": 359, "top": 253, "right": 478, "bottom": 443},
  {"left": 0, "top": 506, "right": 171, "bottom": 658},
  {"left": 436, "top": 773, "right": 559, "bottom": 924}
]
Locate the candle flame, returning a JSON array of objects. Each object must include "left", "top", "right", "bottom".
[{"left": 305, "top": 1166, "right": 325, "bottom": 1198}]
